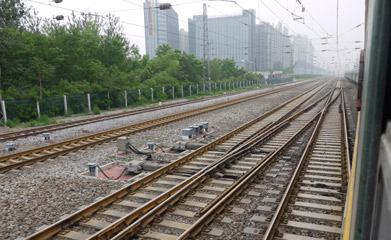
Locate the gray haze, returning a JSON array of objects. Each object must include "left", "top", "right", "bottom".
[{"left": 25, "top": 0, "right": 365, "bottom": 72}]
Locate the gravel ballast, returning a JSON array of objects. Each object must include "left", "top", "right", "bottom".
[{"left": 0, "top": 80, "right": 327, "bottom": 239}]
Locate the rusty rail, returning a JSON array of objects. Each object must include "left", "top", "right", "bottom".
[
  {"left": 0, "top": 83, "right": 312, "bottom": 174},
  {"left": 262, "top": 89, "right": 343, "bottom": 240},
  {"left": 25, "top": 80, "right": 330, "bottom": 240},
  {"left": 0, "top": 83, "right": 305, "bottom": 142},
  {"left": 110, "top": 88, "right": 333, "bottom": 240}
]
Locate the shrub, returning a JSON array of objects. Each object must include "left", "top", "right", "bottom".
[
  {"left": 7, "top": 118, "right": 21, "bottom": 128},
  {"left": 64, "top": 110, "right": 74, "bottom": 117},
  {"left": 92, "top": 105, "right": 101, "bottom": 115}
]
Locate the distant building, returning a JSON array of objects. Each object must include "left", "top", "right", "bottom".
[
  {"left": 255, "top": 22, "right": 292, "bottom": 72},
  {"left": 292, "top": 34, "right": 315, "bottom": 74},
  {"left": 143, "top": 0, "right": 179, "bottom": 58},
  {"left": 189, "top": 9, "right": 256, "bottom": 71},
  {"left": 187, "top": 8, "right": 315, "bottom": 74},
  {"left": 179, "top": 28, "right": 189, "bottom": 53}
]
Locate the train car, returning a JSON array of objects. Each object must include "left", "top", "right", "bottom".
[
  {"left": 343, "top": 0, "right": 391, "bottom": 239},
  {"left": 356, "top": 50, "right": 365, "bottom": 111}
]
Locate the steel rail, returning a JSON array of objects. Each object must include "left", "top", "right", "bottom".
[
  {"left": 83, "top": 85, "right": 331, "bottom": 240},
  {"left": 0, "top": 83, "right": 313, "bottom": 174},
  {"left": 175, "top": 89, "right": 341, "bottom": 240},
  {"left": 198, "top": 91, "right": 332, "bottom": 216},
  {"left": 340, "top": 87, "right": 353, "bottom": 240},
  {"left": 224, "top": 91, "right": 330, "bottom": 157},
  {"left": 341, "top": 88, "right": 352, "bottom": 177},
  {"left": 223, "top": 83, "right": 331, "bottom": 157},
  {"left": 25, "top": 80, "right": 330, "bottom": 240},
  {"left": 174, "top": 93, "right": 336, "bottom": 240},
  {"left": 262, "top": 89, "right": 343, "bottom": 240},
  {"left": 110, "top": 89, "right": 334, "bottom": 240},
  {"left": 0, "top": 81, "right": 314, "bottom": 143},
  {"left": 0, "top": 90, "right": 246, "bottom": 142}
]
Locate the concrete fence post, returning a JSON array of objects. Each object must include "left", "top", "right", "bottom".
[
  {"left": 162, "top": 87, "right": 165, "bottom": 95},
  {"left": 87, "top": 93, "right": 91, "bottom": 113},
  {"left": 1, "top": 100, "right": 7, "bottom": 126},
  {"left": 181, "top": 86, "right": 184, "bottom": 98},
  {"left": 203, "top": 84, "right": 205, "bottom": 92},
  {"left": 172, "top": 86, "right": 175, "bottom": 99},
  {"left": 36, "top": 100, "right": 40, "bottom": 118},
  {"left": 124, "top": 90, "right": 127, "bottom": 108},
  {"left": 189, "top": 85, "right": 192, "bottom": 96},
  {"left": 151, "top": 88, "right": 154, "bottom": 101},
  {"left": 63, "top": 95, "right": 68, "bottom": 115},
  {"left": 138, "top": 89, "right": 141, "bottom": 100}
]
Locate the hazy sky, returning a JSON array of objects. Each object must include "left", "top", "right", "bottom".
[{"left": 25, "top": 0, "right": 365, "bottom": 71}]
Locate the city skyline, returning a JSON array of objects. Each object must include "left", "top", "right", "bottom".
[
  {"left": 26, "top": 0, "right": 365, "bottom": 73},
  {"left": 144, "top": 2, "right": 319, "bottom": 74}
]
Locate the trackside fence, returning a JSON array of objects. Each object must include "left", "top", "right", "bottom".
[{"left": 2, "top": 78, "right": 293, "bottom": 125}]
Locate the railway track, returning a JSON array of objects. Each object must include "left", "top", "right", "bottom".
[
  {"left": 0, "top": 80, "right": 325, "bottom": 174},
  {"left": 25, "top": 80, "right": 333, "bottom": 240},
  {"left": 0, "top": 81, "right": 312, "bottom": 143},
  {"left": 262, "top": 86, "right": 350, "bottom": 240},
  {"left": 139, "top": 85, "right": 347, "bottom": 240}
]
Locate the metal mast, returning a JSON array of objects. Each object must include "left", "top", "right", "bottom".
[{"left": 203, "top": 3, "right": 210, "bottom": 92}]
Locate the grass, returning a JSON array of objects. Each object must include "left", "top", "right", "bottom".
[
  {"left": 4, "top": 83, "right": 272, "bottom": 128},
  {"left": 27, "top": 115, "right": 57, "bottom": 127}
]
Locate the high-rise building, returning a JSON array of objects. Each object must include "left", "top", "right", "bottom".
[
  {"left": 292, "top": 34, "right": 314, "bottom": 74},
  {"left": 143, "top": 0, "right": 180, "bottom": 58},
  {"left": 187, "top": 7, "right": 315, "bottom": 74},
  {"left": 188, "top": 9, "right": 256, "bottom": 71},
  {"left": 255, "top": 22, "right": 291, "bottom": 72},
  {"left": 179, "top": 28, "right": 189, "bottom": 53}
]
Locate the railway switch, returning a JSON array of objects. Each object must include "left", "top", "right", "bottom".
[
  {"left": 117, "top": 137, "right": 131, "bottom": 152},
  {"left": 189, "top": 126, "right": 197, "bottom": 137},
  {"left": 5, "top": 143, "right": 15, "bottom": 151},
  {"left": 192, "top": 125, "right": 201, "bottom": 135},
  {"left": 87, "top": 163, "right": 98, "bottom": 177},
  {"left": 147, "top": 142, "right": 155, "bottom": 151},
  {"left": 42, "top": 133, "right": 51, "bottom": 140},
  {"left": 182, "top": 128, "right": 192, "bottom": 140},
  {"left": 202, "top": 122, "right": 209, "bottom": 132},
  {"left": 197, "top": 124, "right": 203, "bottom": 133}
]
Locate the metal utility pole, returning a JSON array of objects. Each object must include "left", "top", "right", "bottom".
[
  {"left": 203, "top": 3, "right": 211, "bottom": 92},
  {"left": 336, "top": 0, "right": 339, "bottom": 77}
]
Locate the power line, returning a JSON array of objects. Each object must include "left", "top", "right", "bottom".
[
  {"left": 26, "top": 0, "right": 248, "bottom": 58},
  {"left": 257, "top": 0, "right": 296, "bottom": 34}
]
